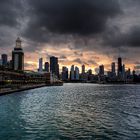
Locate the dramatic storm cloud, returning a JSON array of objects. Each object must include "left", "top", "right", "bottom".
[
  {"left": 104, "top": 26, "right": 140, "bottom": 47},
  {"left": 0, "top": 0, "right": 25, "bottom": 51},
  {"left": 0, "top": 0, "right": 140, "bottom": 71},
  {"left": 24, "top": 0, "right": 121, "bottom": 41},
  {"left": 0, "top": 0, "right": 20, "bottom": 26}
]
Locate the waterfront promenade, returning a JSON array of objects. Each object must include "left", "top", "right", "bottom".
[
  {"left": 0, "top": 82, "right": 63, "bottom": 96},
  {"left": 0, "top": 84, "right": 46, "bottom": 96}
]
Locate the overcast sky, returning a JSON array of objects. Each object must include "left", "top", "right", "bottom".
[{"left": 0, "top": 0, "right": 140, "bottom": 72}]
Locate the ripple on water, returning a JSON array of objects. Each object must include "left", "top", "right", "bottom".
[{"left": 0, "top": 83, "right": 140, "bottom": 140}]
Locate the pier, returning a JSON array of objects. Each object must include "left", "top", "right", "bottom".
[{"left": 0, "top": 67, "right": 63, "bottom": 96}]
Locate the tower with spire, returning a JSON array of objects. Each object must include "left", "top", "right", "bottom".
[{"left": 12, "top": 37, "right": 24, "bottom": 71}]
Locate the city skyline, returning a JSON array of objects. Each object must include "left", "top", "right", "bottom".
[
  {"left": 0, "top": 1, "right": 140, "bottom": 72},
  {"left": 0, "top": 44, "right": 138, "bottom": 74},
  {"left": 0, "top": 40, "right": 139, "bottom": 74},
  {"left": 1, "top": 39, "right": 138, "bottom": 84}
]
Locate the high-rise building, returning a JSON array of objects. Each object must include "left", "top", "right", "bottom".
[
  {"left": 75, "top": 66, "right": 80, "bottom": 80},
  {"left": 44, "top": 62, "right": 49, "bottom": 72},
  {"left": 122, "top": 64, "right": 126, "bottom": 80},
  {"left": 81, "top": 65, "right": 87, "bottom": 81},
  {"left": 12, "top": 37, "right": 24, "bottom": 71},
  {"left": 126, "top": 68, "right": 131, "bottom": 78},
  {"left": 0, "top": 59, "right": 2, "bottom": 66},
  {"left": 87, "top": 69, "right": 92, "bottom": 75},
  {"left": 50, "top": 56, "right": 59, "bottom": 78},
  {"left": 111, "top": 62, "right": 116, "bottom": 74},
  {"left": 99, "top": 65, "right": 104, "bottom": 76},
  {"left": 38, "top": 57, "right": 43, "bottom": 72},
  {"left": 1, "top": 54, "right": 8, "bottom": 66},
  {"left": 82, "top": 65, "right": 85, "bottom": 74},
  {"left": 62, "top": 66, "right": 68, "bottom": 81},
  {"left": 118, "top": 57, "right": 122, "bottom": 75},
  {"left": 70, "top": 65, "right": 75, "bottom": 80},
  {"left": 7, "top": 60, "right": 13, "bottom": 69}
]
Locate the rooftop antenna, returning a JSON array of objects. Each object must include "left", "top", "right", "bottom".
[{"left": 118, "top": 47, "right": 121, "bottom": 58}]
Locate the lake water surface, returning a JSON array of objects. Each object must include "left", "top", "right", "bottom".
[{"left": 0, "top": 83, "right": 140, "bottom": 140}]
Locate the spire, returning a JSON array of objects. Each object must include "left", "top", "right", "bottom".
[{"left": 16, "top": 37, "right": 22, "bottom": 48}]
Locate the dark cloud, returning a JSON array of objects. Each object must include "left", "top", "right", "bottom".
[
  {"left": 0, "top": 0, "right": 140, "bottom": 70},
  {"left": 103, "top": 26, "right": 140, "bottom": 47},
  {"left": 0, "top": 0, "right": 22, "bottom": 27},
  {"left": 135, "top": 61, "right": 140, "bottom": 65},
  {"left": 23, "top": 0, "right": 121, "bottom": 41},
  {"left": 59, "top": 55, "right": 67, "bottom": 59},
  {"left": 0, "top": 0, "right": 26, "bottom": 51},
  {"left": 73, "top": 58, "right": 83, "bottom": 64},
  {"left": 73, "top": 58, "right": 97, "bottom": 66},
  {"left": 74, "top": 52, "right": 83, "bottom": 57}
]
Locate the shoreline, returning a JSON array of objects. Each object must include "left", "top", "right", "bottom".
[
  {"left": 0, "top": 84, "right": 47, "bottom": 96},
  {"left": 64, "top": 81, "right": 140, "bottom": 84},
  {"left": 0, "top": 82, "right": 139, "bottom": 96},
  {"left": 0, "top": 82, "right": 63, "bottom": 96}
]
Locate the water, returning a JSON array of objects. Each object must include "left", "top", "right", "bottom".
[{"left": 0, "top": 83, "right": 140, "bottom": 140}]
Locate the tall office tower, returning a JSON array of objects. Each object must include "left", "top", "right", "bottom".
[
  {"left": 70, "top": 65, "right": 75, "bottom": 80},
  {"left": 82, "top": 65, "right": 85, "bottom": 74},
  {"left": 62, "top": 66, "right": 68, "bottom": 81},
  {"left": 132, "top": 70, "right": 135, "bottom": 76},
  {"left": 126, "top": 68, "right": 131, "bottom": 77},
  {"left": 44, "top": 62, "right": 49, "bottom": 72},
  {"left": 7, "top": 60, "right": 13, "bottom": 69},
  {"left": 75, "top": 66, "right": 80, "bottom": 80},
  {"left": 118, "top": 57, "right": 122, "bottom": 75},
  {"left": 88, "top": 69, "right": 92, "bottom": 75},
  {"left": 0, "top": 59, "right": 2, "bottom": 66},
  {"left": 111, "top": 62, "right": 116, "bottom": 74},
  {"left": 12, "top": 37, "right": 24, "bottom": 71},
  {"left": 1, "top": 54, "right": 7, "bottom": 66},
  {"left": 38, "top": 57, "right": 43, "bottom": 72},
  {"left": 50, "top": 56, "right": 59, "bottom": 78},
  {"left": 99, "top": 65, "right": 104, "bottom": 76},
  {"left": 122, "top": 64, "right": 126, "bottom": 79}
]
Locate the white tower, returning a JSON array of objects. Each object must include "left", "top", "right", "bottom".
[{"left": 12, "top": 37, "right": 24, "bottom": 71}]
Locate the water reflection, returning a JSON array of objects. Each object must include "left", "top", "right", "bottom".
[{"left": 0, "top": 84, "right": 140, "bottom": 140}]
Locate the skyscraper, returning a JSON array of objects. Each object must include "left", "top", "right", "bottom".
[
  {"left": 82, "top": 65, "right": 85, "bottom": 74},
  {"left": 99, "top": 65, "right": 104, "bottom": 76},
  {"left": 75, "top": 66, "right": 80, "bottom": 80},
  {"left": 122, "top": 64, "right": 126, "bottom": 80},
  {"left": 111, "top": 62, "right": 116, "bottom": 74},
  {"left": 38, "top": 57, "right": 43, "bottom": 72},
  {"left": 50, "top": 56, "right": 59, "bottom": 78},
  {"left": 1, "top": 54, "right": 7, "bottom": 66},
  {"left": 12, "top": 37, "right": 24, "bottom": 71},
  {"left": 88, "top": 69, "right": 92, "bottom": 75},
  {"left": 44, "top": 62, "right": 49, "bottom": 72},
  {"left": 0, "top": 59, "right": 2, "bottom": 66},
  {"left": 62, "top": 66, "right": 68, "bottom": 81},
  {"left": 70, "top": 65, "right": 75, "bottom": 80},
  {"left": 118, "top": 57, "right": 122, "bottom": 75}
]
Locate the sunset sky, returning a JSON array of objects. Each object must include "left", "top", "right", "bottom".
[{"left": 0, "top": 0, "right": 140, "bottom": 73}]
